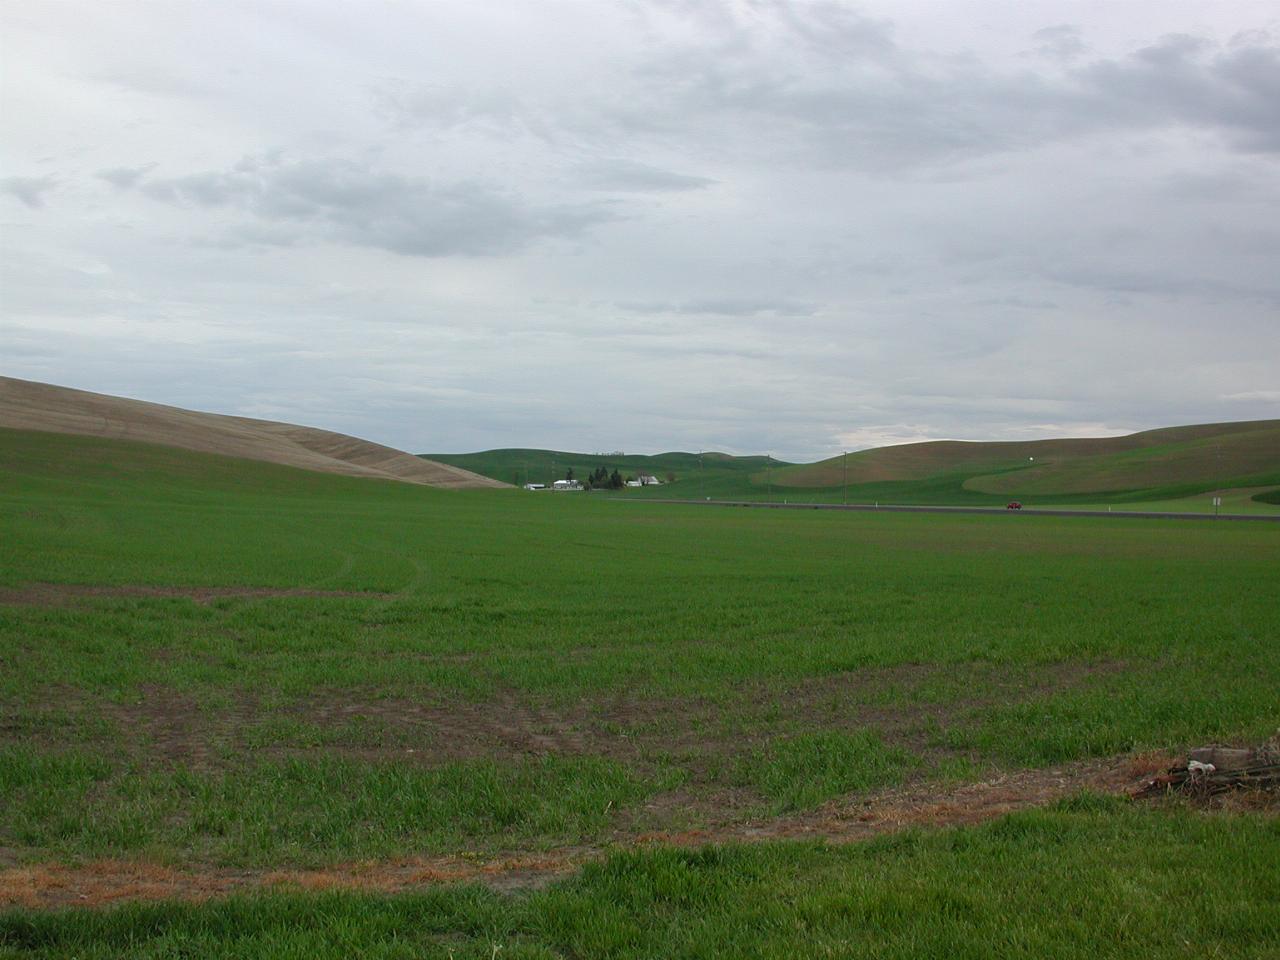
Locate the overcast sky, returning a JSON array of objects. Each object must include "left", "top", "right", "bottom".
[{"left": 3, "top": 1, "right": 1278, "bottom": 460}]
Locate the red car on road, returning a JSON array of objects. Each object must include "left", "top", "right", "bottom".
[{"left": 1006, "top": 501, "right": 1023, "bottom": 510}]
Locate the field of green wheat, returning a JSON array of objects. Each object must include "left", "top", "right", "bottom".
[{"left": 2, "top": 427, "right": 1277, "bottom": 957}]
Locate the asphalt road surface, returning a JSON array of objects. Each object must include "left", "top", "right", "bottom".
[{"left": 617, "top": 499, "right": 1280, "bottom": 522}]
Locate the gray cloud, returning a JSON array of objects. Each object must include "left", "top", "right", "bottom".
[
  {"left": 1, "top": 176, "right": 56, "bottom": 208},
  {"left": 137, "top": 156, "right": 620, "bottom": 257},
  {"left": 576, "top": 8, "right": 1280, "bottom": 173},
  {"left": 1077, "top": 35, "right": 1280, "bottom": 152},
  {"left": 1031, "top": 25, "right": 1087, "bottom": 63},
  {"left": 619, "top": 298, "right": 818, "bottom": 317},
  {"left": 1156, "top": 167, "right": 1280, "bottom": 203},
  {"left": 1042, "top": 261, "right": 1280, "bottom": 304},
  {"left": 573, "top": 159, "right": 716, "bottom": 192},
  {"left": 371, "top": 80, "right": 525, "bottom": 134},
  {"left": 764, "top": 1, "right": 898, "bottom": 63},
  {"left": 359, "top": 5, "right": 1280, "bottom": 177},
  {"left": 97, "top": 165, "right": 156, "bottom": 189},
  {"left": 1221, "top": 390, "right": 1280, "bottom": 403}
]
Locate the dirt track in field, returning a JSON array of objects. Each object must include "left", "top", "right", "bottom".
[
  {"left": 0, "top": 647, "right": 1131, "bottom": 775},
  {"left": 0, "top": 583, "right": 392, "bottom": 606},
  {"left": 0, "top": 376, "right": 505, "bottom": 489},
  {"left": 0, "top": 755, "right": 1154, "bottom": 909}
]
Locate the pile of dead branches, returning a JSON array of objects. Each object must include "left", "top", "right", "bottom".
[{"left": 1132, "top": 741, "right": 1280, "bottom": 799}]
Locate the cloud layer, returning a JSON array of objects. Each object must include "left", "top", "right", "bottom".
[
  {"left": 131, "top": 155, "right": 618, "bottom": 256},
  {"left": 2, "top": 1, "right": 1277, "bottom": 459}
]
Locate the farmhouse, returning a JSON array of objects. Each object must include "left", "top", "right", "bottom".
[
  {"left": 552, "top": 479, "right": 583, "bottom": 491},
  {"left": 638, "top": 475, "right": 662, "bottom": 485},
  {"left": 523, "top": 482, "right": 546, "bottom": 490}
]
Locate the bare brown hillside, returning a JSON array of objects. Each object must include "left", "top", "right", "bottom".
[{"left": 0, "top": 377, "right": 506, "bottom": 489}]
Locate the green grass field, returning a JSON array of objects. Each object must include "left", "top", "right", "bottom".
[
  {"left": 1044, "top": 486, "right": 1280, "bottom": 515},
  {"left": 3, "top": 426, "right": 1278, "bottom": 955},
  {"left": 5, "top": 801, "right": 1278, "bottom": 958}
]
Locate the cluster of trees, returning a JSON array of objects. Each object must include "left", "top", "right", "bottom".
[
  {"left": 531, "top": 465, "right": 678, "bottom": 490},
  {"left": 582, "top": 466, "right": 625, "bottom": 490}
]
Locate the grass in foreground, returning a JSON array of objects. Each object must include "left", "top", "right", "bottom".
[
  {"left": 2, "top": 427, "right": 1278, "bottom": 866},
  {"left": 2, "top": 801, "right": 1278, "bottom": 958}
]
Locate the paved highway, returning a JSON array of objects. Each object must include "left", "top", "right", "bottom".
[{"left": 616, "top": 499, "right": 1280, "bottom": 522}]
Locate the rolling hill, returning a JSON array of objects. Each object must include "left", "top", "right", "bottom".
[
  {"left": 422, "top": 447, "right": 786, "bottom": 497},
  {"left": 775, "top": 421, "right": 1280, "bottom": 490},
  {"left": 12, "top": 375, "right": 1269, "bottom": 504},
  {"left": 0, "top": 376, "right": 504, "bottom": 489},
  {"left": 432, "top": 419, "right": 1280, "bottom": 506}
]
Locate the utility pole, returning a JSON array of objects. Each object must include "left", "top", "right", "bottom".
[
  {"left": 842, "top": 451, "right": 847, "bottom": 506},
  {"left": 1216, "top": 442, "right": 1222, "bottom": 518},
  {"left": 767, "top": 453, "right": 772, "bottom": 502}
]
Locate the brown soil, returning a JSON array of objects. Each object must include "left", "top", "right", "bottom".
[
  {"left": 0, "top": 754, "right": 1167, "bottom": 909},
  {"left": 0, "top": 376, "right": 505, "bottom": 489},
  {"left": 287, "top": 659, "right": 1129, "bottom": 767},
  {"left": 2, "top": 660, "right": 1131, "bottom": 780},
  {"left": 0, "top": 582, "right": 392, "bottom": 606}
]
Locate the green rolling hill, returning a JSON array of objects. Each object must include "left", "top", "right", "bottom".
[
  {"left": 424, "top": 419, "right": 1280, "bottom": 509},
  {"left": 421, "top": 448, "right": 788, "bottom": 498}
]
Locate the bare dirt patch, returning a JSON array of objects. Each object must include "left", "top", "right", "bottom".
[
  {"left": 3, "top": 660, "right": 1133, "bottom": 777},
  {"left": 738, "top": 659, "right": 1132, "bottom": 751},
  {"left": 727, "top": 756, "right": 1137, "bottom": 842},
  {"left": 0, "top": 582, "right": 392, "bottom": 606},
  {"left": 103, "top": 686, "right": 259, "bottom": 767},
  {"left": 0, "top": 754, "right": 1165, "bottom": 909},
  {"left": 0, "top": 854, "right": 581, "bottom": 910},
  {"left": 288, "top": 688, "right": 692, "bottom": 764},
  {"left": 278, "top": 659, "right": 1131, "bottom": 765}
]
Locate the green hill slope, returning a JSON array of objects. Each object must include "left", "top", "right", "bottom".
[
  {"left": 764, "top": 420, "right": 1280, "bottom": 505},
  {"left": 776, "top": 421, "right": 1279, "bottom": 489},
  {"left": 420, "top": 448, "right": 787, "bottom": 496},
  {"left": 430, "top": 420, "right": 1280, "bottom": 507}
]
